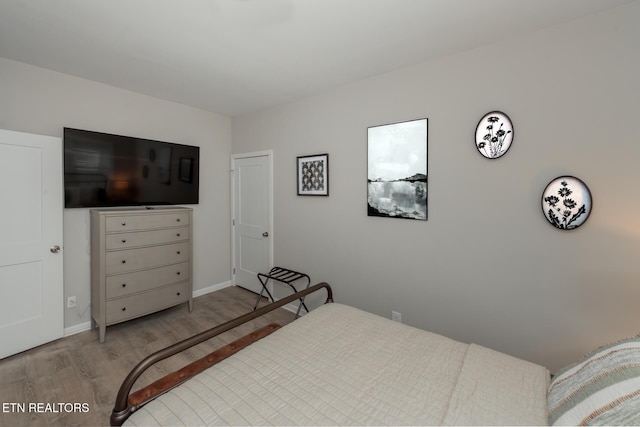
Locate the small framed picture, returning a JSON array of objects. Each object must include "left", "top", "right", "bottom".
[
  {"left": 541, "top": 176, "right": 592, "bottom": 230},
  {"left": 297, "top": 154, "right": 329, "bottom": 196},
  {"left": 475, "top": 111, "right": 513, "bottom": 159}
]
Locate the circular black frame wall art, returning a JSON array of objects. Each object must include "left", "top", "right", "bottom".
[
  {"left": 541, "top": 176, "right": 592, "bottom": 230},
  {"left": 475, "top": 111, "right": 513, "bottom": 159}
]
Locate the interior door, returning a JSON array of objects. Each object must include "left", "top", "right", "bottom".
[
  {"left": 0, "top": 128, "right": 63, "bottom": 359},
  {"left": 232, "top": 152, "right": 272, "bottom": 294}
]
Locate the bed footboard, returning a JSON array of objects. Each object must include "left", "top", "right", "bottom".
[
  {"left": 128, "top": 322, "right": 282, "bottom": 407},
  {"left": 110, "top": 282, "right": 333, "bottom": 426}
]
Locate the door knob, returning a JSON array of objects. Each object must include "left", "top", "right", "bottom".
[
  {"left": 262, "top": 232, "right": 269, "bottom": 237},
  {"left": 50, "top": 245, "right": 61, "bottom": 253}
]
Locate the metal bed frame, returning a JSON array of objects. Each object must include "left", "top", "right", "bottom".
[{"left": 110, "top": 282, "right": 333, "bottom": 426}]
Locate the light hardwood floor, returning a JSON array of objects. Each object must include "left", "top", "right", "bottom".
[{"left": 0, "top": 286, "right": 294, "bottom": 427}]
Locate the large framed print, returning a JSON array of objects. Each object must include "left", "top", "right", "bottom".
[
  {"left": 368, "top": 118, "right": 428, "bottom": 220},
  {"left": 297, "top": 153, "right": 329, "bottom": 196}
]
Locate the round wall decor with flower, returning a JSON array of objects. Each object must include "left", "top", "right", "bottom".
[
  {"left": 541, "top": 176, "right": 592, "bottom": 230},
  {"left": 475, "top": 111, "right": 513, "bottom": 159}
]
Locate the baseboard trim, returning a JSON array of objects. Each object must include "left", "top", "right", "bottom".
[
  {"left": 281, "top": 302, "right": 307, "bottom": 316},
  {"left": 193, "top": 280, "right": 232, "bottom": 298},
  {"left": 64, "top": 321, "right": 92, "bottom": 337}
]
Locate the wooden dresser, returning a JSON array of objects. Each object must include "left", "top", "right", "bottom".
[{"left": 90, "top": 207, "right": 193, "bottom": 342}]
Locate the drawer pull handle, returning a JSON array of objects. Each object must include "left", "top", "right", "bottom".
[
  {"left": 121, "top": 260, "right": 126, "bottom": 264},
  {"left": 176, "top": 292, "right": 181, "bottom": 296},
  {"left": 177, "top": 251, "right": 181, "bottom": 255},
  {"left": 121, "top": 222, "right": 126, "bottom": 226},
  {"left": 177, "top": 271, "right": 181, "bottom": 275},
  {"left": 176, "top": 233, "right": 180, "bottom": 237},
  {"left": 121, "top": 239, "right": 126, "bottom": 243},
  {"left": 176, "top": 219, "right": 181, "bottom": 222},
  {"left": 121, "top": 283, "right": 127, "bottom": 288},
  {"left": 121, "top": 307, "right": 126, "bottom": 311}
]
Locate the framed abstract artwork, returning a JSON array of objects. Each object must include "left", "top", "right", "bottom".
[
  {"left": 475, "top": 111, "right": 513, "bottom": 159},
  {"left": 542, "top": 176, "right": 592, "bottom": 230},
  {"left": 367, "top": 118, "right": 428, "bottom": 220},
  {"left": 297, "top": 153, "right": 329, "bottom": 196}
]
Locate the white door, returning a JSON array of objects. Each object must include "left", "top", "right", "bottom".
[
  {"left": 0, "top": 129, "right": 63, "bottom": 359},
  {"left": 231, "top": 152, "right": 272, "bottom": 294}
]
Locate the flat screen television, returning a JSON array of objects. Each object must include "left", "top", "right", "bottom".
[{"left": 64, "top": 128, "right": 199, "bottom": 208}]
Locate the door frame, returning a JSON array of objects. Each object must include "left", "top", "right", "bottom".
[{"left": 230, "top": 150, "right": 274, "bottom": 291}]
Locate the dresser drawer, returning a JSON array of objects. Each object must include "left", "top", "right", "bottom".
[
  {"left": 105, "top": 212, "right": 190, "bottom": 233},
  {"left": 106, "top": 281, "right": 190, "bottom": 325},
  {"left": 105, "top": 226, "right": 189, "bottom": 250},
  {"left": 106, "top": 262, "right": 190, "bottom": 299},
  {"left": 105, "top": 242, "right": 189, "bottom": 274}
]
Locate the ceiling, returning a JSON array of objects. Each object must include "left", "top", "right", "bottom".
[{"left": 0, "top": 0, "right": 633, "bottom": 116}]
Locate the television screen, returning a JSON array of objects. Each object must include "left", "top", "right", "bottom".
[{"left": 64, "top": 128, "right": 199, "bottom": 208}]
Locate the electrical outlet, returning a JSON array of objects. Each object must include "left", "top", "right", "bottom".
[
  {"left": 391, "top": 310, "right": 402, "bottom": 323},
  {"left": 67, "top": 296, "right": 77, "bottom": 309}
]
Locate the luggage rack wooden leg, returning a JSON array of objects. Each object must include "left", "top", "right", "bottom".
[{"left": 253, "top": 267, "right": 311, "bottom": 318}]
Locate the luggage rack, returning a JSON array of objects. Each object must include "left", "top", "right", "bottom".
[{"left": 253, "top": 267, "right": 311, "bottom": 318}]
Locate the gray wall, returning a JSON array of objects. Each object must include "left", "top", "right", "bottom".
[
  {"left": 0, "top": 57, "right": 232, "bottom": 330},
  {"left": 231, "top": 2, "right": 640, "bottom": 372}
]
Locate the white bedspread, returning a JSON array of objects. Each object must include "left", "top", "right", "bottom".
[{"left": 124, "top": 303, "right": 549, "bottom": 426}]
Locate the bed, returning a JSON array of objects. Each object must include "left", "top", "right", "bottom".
[{"left": 111, "top": 283, "right": 640, "bottom": 426}]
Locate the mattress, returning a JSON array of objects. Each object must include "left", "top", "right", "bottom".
[{"left": 124, "top": 303, "right": 549, "bottom": 426}]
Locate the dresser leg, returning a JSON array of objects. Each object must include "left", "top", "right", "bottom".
[
  {"left": 188, "top": 299, "right": 193, "bottom": 312},
  {"left": 99, "top": 325, "right": 106, "bottom": 343}
]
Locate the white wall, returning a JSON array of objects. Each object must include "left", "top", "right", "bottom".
[
  {"left": 231, "top": 2, "right": 640, "bottom": 372},
  {"left": 0, "top": 57, "right": 232, "bottom": 330}
]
